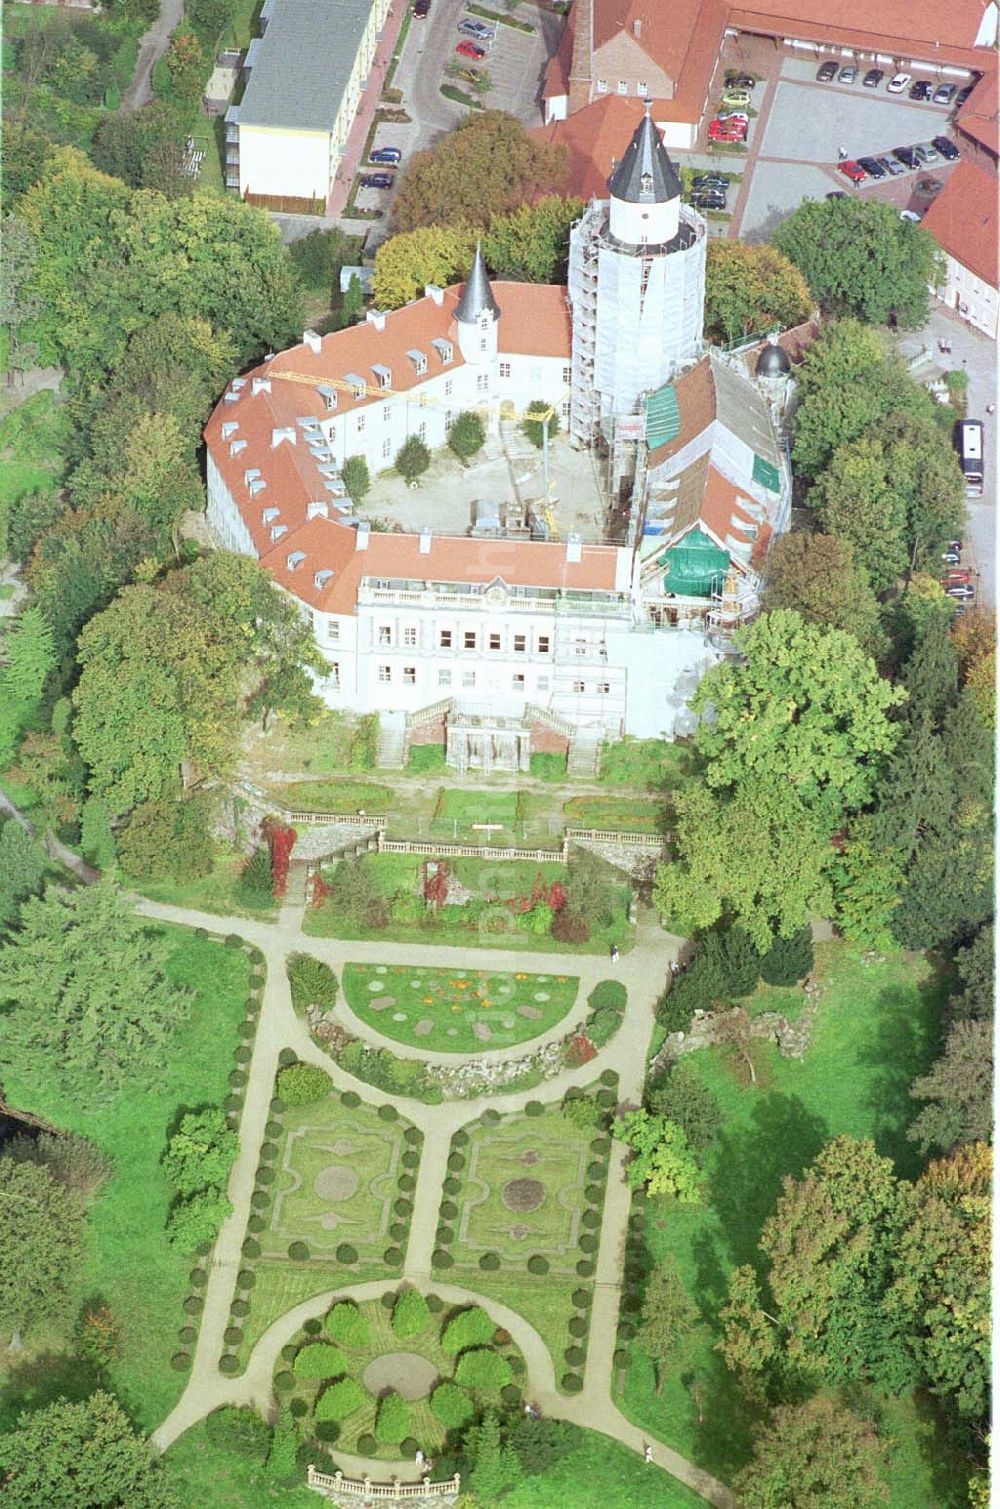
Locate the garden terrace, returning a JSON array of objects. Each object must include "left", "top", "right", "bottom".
[{"left": 341, "top": 963, "right": 579, "bottom": 1054}]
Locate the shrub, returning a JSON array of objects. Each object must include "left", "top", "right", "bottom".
[
  {"left": 167, "top": 1188, "right": 232, "bottom": 1253},
  {"left": 278, "top": 1048, "right": 297, "bottom": 1069},
  {"left": 394, "top": 1197, "right": 413, "bottom": 1217},
  {"left": 357, "top": 1433, "right": 378, "bottom": 1455},
  {"left": 304, "top": 1319, "right": 322, "bottom": 1335},
  {"left": 479, "top": 1251, "right": 501, "bottom": 1271},
  {"left": 596, "top": 1090, "right": 618, "bottom": 1109},
  {"left": 189, "top": 1267, "right": 207, "bottom": 1288},
  {"left": 481, "top": 1108, "right": 500, "bottom": 1126},
  {"left": 442, "top": 1306, "right": 497, "bottom": 1353},
  {"left": 336, "top": 1243, "right": 358, "bottom": 1264},
  {"left": 224, "top": 1326, "right": 243, "bottom": 1346},
  {"left": 230, "top": 1299, "right": 250, "bottom": 1318},
  {"left": 265, "top": 1120, "right": 282, "bottom": 1138},
  {"left": 171, "top": 1352, "right": 191, "bottom": 1371},
  {"left": 326, "top": 1302, "right": 371, "bottom": 1348},
  {"left": 587, "top": 1160, "right": 606, "bottom": 1181},
  {"left": 447, "top": 1152, "right": 465, "bottom": 1171},
  {"left": 760, "top": 925, "right": 815, "bottom": 986},
  {"left": 577, "top": 1259, "right": 595, "bottom": 1277},
  {"left": 340, "top": 1089, "right": 362, "bottom": 1108},
  {"left": 392, "top": 1288, "right": 431, "bottom": 1339},
  {"left": 390, "top": 1221, "right": 408, "bottom": 1242},
  {"left": 270, "top": 1098, "right": 286, "bottom": 1114},
  {"left": 228, "top": 1070, "right": 247, "bottom": 1089},
  {"left": 205, "top": 1400, "right": 271, "bottom": 1460},
  {"left": 402, "top": 1149, "right": 420, "bottom": 1168},
  {"left": 443, "top": 1176, "right": 461, "bottom": 1195},
  {"left": 397, "top": 1174, "right": 416, "bottom": 1193},
  {"left": 448, "top": 409, "right": 485, "bottom": 461},
  {"left": 440, "top": 1200, "right": 458, "bottom": 1220},
  {"left": 178, "top": 1326, "right": 197, "bottom": 1346},
  {"left": 236, "top": 848, "right": 272, "bottom": 906},
  {"left": 587, "top": 1009, "right": 621, "bottom": 1048},
  {"left": 568, "top": 1315, "right": 588, "bottom": 1338},
  {"left": 579, "top": 1234, "right": 598, "bottom": 1253},
  {"left": 219, "top": 1354, "right": 240, "bottom": 1375},
  {"left": 455, "top": 1349, "right": 513, "bottom": 1390},
  {"left": 288, "top": 1241, "right": 310, "bottom": 1262},
  {"left": 552, "top": 910, "right": 590, "bottom": 943},
  {"left": 250, "top": 1190, "right": 269, "bottom": 1210},
  {"left": 527, "top": 1254, "right": 549, "bottom": 1275},
  {"left": 599, "top": 1069, "right": 619, "bottom": 1088},
  {"left": 315, "top": 1376, "right": 366, "bottom": 1422},
  {"left": 433, "top": 1249, "right": 454, "bottom": 1268},
  {"left": 238, "top": 1269, "right": 257, "bottom": 1290},
  {"left": 259, "top": 1142, "right": 278, "bottom": 1163},
  {"left": 255, "top": 1168, "right": 274, "bottom": 1187},
  {"left": 525, "top": 1101, "right": 544, "bottom": 1118},
  {"left": 242, "top": 1238, "right": 261, "bottom": 1259},
  {"left": 400, "top": 1436, "right": 419, "bottom": 1458},
  {"left": 564, "top": 1345, "right": 586, "bottom": 1367},
  {"left": 289, "top": 1398, "right": 308, "bottom": 1420},
  {"left": 590, "top": 1137, "right": 611, "bottom": 1154},
  {"left": 588, "top": 980, "right": 627, "bottom": 1013},
  {"left": 404, "top": 1126, "right": 423, "bottom": 1145},
  {"left": 277, "top": 1063, "right": 333, "bottom": 1106},
  {"left": 561, "top": 1096, "right": 603, "bottom": 1132},
  {"left": 294, "top": 1343, "right": 347, "bottom": 1378},
  {"left": 384, "top": 1246, "right": 403, "bottom": 1266},
  {"left": 562, "top": 1372, "right": 583, "bottom": 1393},
  {"left": 378, "top": 1103, "right": 399, "bottom": 1121},
  {"left": 375, "top": 1391, "right": 410, "bottom": 1444},
  {"left": 288, "top": 953, "right": 338, "bottom": 1011},
  {"left": 314, "top": 1420, "right": 339, "bottom": 1443}
]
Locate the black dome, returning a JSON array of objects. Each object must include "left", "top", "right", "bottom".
[{"left": 756, "top": 342, "right": 791, "bottom": 376}]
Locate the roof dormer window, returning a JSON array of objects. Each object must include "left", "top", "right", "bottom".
[
  {"left": 287, "top": 551, "right": 306, "bottom": 570},
  {"left": 431, "top": 338, "right": 453, "bottom": 364},
  {"left": 345, "top": 373, "right": 367, "bottom": 400},
  {"left": 371, "top": 364, "right": 392, "bottom": 389},
  {"left": 640, "top": 171, "right": 653, "bottom": 194},
  {"left": 407, "top": 349, "right": 428, "bottom": 375},
  {"left": 317, "top": 384, "right": 338, "bottom": 411}
]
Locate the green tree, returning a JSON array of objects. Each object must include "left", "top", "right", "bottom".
[
  {"left": 0, "top": 1391, "right": 176, "bottom": 1509},
  {"left": 716, "top": 1265, "right": 777, "bottom": 1375},
  {"left": 448, "top": 409, "right": 485, "bottom": 461},
  {"left": 442, "top": 1306, "right": 497, "bottom": 1353},
  {"left": 392, "top": 1287, "right": 431, "bottom": 1339},
  {"left": 761, "top": 532, "right": 884, "bottom": 655},
  {"left": 774, "top": 195, "right": 941, "bottom": 326},
  {"left": 393, "top": 111, "right": 567, "bottom": 232},
  {"left": 902, "top": 610, "right": 959, "bottom": 726},
  {"left": 315, "top": 1376, "right": 366, "bottom": 1420},
  {"left": 653, "top": 778, "right": 833, "bottom": 950},
  {"left": 375, "top": 1391, "right": 410, "bottom": 1444},
  {"left": 704, "top": 239, "right": 812, "bottom": 342},
  {"left": 163, "top": 1107, "right": 238, "bottom": 1197},
  {"left": 204, "top": 1406, "right": 271, "bottom": 1461},
  {"left": 792, "top": 319, "right": 936, "bottom": 480},
  {"left": 759, "top": 926, "right": 814, "bottom": 986},
  {"left": 166, "top": 1185, "right": 232, "bottom": 1251},
  {"left": 482, "top": 195, "right": 583, "bottom": 283},
  {"left": 692, "top": 611, "right": 905, "bottom": 820},
  {"left": 734, "top": 1396, "right": 889, "bottom": 1509},
  {"left": 91, "top": 103, "right": 191, "bottom": 197},
  {"left": 164, "top": 29, "right": 206, "bottom": 105},
  {"left": 372, "top": 225, "right": 472, "bottom": 309},
  {"left": 635, "top": 1254, "right": 699, "bottom": 1393},
  {"left": 0, "top": 879, "right": 190, "bottom": 1102},
  {"left": 455, "top": 1348, "right": 513, "bottom": 1389},
  {"left": 907, "top": 1018, "right": 992, "bottom": 1155},
  {"left": 521, "top": 399, "right": 560, "bottom": 449},
  {"left": 116, "top": 795, "right": 216, "bottom": 884},
  {"left": 949, "top": 923, "right": 993, "bottom": 1023},
  {"left": 1, "top": 605, "right": 56, "bottom": 701},
  {"left": 265, "top": 1408, "right": 298, "bottom": 1483},
  {"left": 341, "top": 272, "right": 365, "bottom": 326},
  {"left": 467, "top": 1410, "right": 523, "bottom": 1502},
  {"left": 0, "top": 215, "right": 41, "bottom": 372},
  {"left": 187, "top": 0, "right": 237, "bottom": 47},
  {"left": 343, "top": 455, "right": 371, "bottom": 502},
  {"left": 613, "top": 1110, "right": 701, "bottom": 1202},
  {"left": 0, "top": 821, "right": 47, "bottom": 928},
  {"left": 646, "top": 1061, "right": 721, "bottom": 1152},
  {"left": 0, "top": 1156, "right": 85, "bottom": 1342},
  {"left": 395, "top": 434, "right": 431, "bottom": 481}
]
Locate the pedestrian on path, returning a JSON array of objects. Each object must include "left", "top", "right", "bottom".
[
  {"left": 610, "top": 943, "right": 620, "bottom": 964},
  {"left": 837, "top": 144, "right": 848, "bottom": 160},
  {"left": 644, "top": 1442, "right": 653, "bottom": 1464},
  {"left": 415, "top": 1448, "right": 424, "bottom": 1467}
]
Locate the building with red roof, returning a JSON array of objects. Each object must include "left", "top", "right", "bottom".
[{"left": 921, "top": 157, "right": 999, "bottom": 338}]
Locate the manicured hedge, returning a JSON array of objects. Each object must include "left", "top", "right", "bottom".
[
  {"left": 392, "top": 1288, "right": 431, "bottom": 1339},
  {"left": 375, "top": 1391, "right": 410, "bottom": 1444},
  {"left": 479, "top": 1251, "right": 501, "bottom": 1271},
  {"left": 315, "top": 1376, "right": 366, "bottom": 1422},
  {"left": 294, "top": 1343, "right": 347, "bottom": 1378},
  {"left": 325, "top": 1302, "right": 371, "bottom": 1348},
  {"left": 442, "top": 1306, "right": 496, "bottom": 1353},
  {"left": 455, "top": 1348, "right": 513, "bottom": 1390}
]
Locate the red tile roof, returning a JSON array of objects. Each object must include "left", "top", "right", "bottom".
[
  {"left": 728, "top": 0, "right": 990, "bottom": 67},
  {"left": 532, "top": 97, "right": 652, "bottom": 197},
  {"left": 646, "top": 357, "right": 717, "bottom": 469},
  {"left": 920, "top": 157, "right": 999, "bottom": 287},
  {"left": 957, "top": 66, "right": 999, "bottom": 155}
]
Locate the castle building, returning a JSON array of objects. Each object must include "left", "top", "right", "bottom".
[{"left": 205, "top": 114, "right": 790, "bottom": 770}]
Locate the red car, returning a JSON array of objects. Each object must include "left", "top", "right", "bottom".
[
  {"left": 455, "top": 39, "right": 486, "bottom": 58},
  {"left": 838, "top": 160, "right": 867, "bottom": 185},
  {"left": 708, "top": 119, "right": 747, "bottom": 142}
]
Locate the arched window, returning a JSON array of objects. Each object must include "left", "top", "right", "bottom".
[{"left": 640, "top": 171, "right": 653, "bottom": 195}]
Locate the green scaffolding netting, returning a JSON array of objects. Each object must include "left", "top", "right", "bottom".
[{"left": 659, "top": 528, "right": 730, "bottom": 598}]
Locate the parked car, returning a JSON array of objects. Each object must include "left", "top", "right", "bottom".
[
  {"left": 839, "top": 65, "right": 857, "bottom": 83},
  {"left": 838, "top": 160, "right": 867, "bottom": 185},
  {"left": 716, "top": 110, "right": 749, "bottom": 124},
  {"left": 721, "top": 88, "right": 753, "bottom": 108},
  {"left": 887, "top": 72, "right": 911, "bottom": 93},
  {"left": 915, "top": 141, "right": 941, "bottom": 163},
  {"left": 863, "top": 68, "right": 884, "bottom": 88},
  {"left": 708, "top": 119, "right": 747, "bottom": 141},
  {"left": 934, "top": 82, "right": 957, "bottom": 105},
  {"left": 880, "top": 155, "right": 905, "bottom": 176},
  {"left": 945, "top": 584, "right": 976, "bottom": 599},
  {"left": 892, "top": 145, "right": 919, "bottom": 168},
  {"left": 693, "top": 173, "right": 729, "bottom": 189},
  {"left": 725, "top": 72, "right": 756, "bottom": 88},
  {"left": 692, "top": 190, "right": 727, "bottom": 210},
  {"left": 941, "top": 569, "right": 972, "bottom": 583},
  {"left": 899, "top": 209, "right": 922, "bottom": 222},
  {"left": 369, "top": 147, "right": 401, "bottom": 164},
  {"left": 857, "top": 156, "right": 886, "bottom": 178},
  {"left": 932, "top": 136, "right": 960, "bottom": 160},
  {"left": 359, "top": 172, "right": 393, "bottom": 189},
  {"left": 816, "top": 60, "right": 838, "bottom": 81},
  {"left": 909, "top": 80, "right": 933, "bottom": 100},
  {"left": 942, "top": 547, "right": 962, "bottom": 565},
  {"left": 455, "top": 39, "right": 486, "bottom": 57},
  {"left": 454, "top": 66, "right": 482, "bottom": 83},
  {"left": 413, "top": 0, "right": 430, "bottom": 14},
  {"left": 458, "top": 17, "right": 493, "bottom": 38},
  {"left": 915, "top": 176, "right": 944, "bottom": 194},
  {"left": 956, "top": 83, "right": 974, "bottom": 106}
]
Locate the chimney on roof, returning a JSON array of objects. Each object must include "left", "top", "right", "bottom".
[
  {"left": 566, "top": 533, "right": 582, "bottom": 564},
  {"left": 307, "top": 500, "right": 329, "bottom": 520},
  {"left": 271, "top": 426, "right": 296, "bottom": 448},
  {"left": 567, "top": 0, "right": 593, "bottom": 115},
  {"left": 424, "top": 284, "right": 444, "bottom": 306},
  {"left": 366, "top": 309, "right": 387, "bottom": 332},
  {"left": 251, "top": 376, "right": 271, "bottom": 397},
  {"left": 355, "top": 521, "right": 371, "bottom": 552},
  {"left": 419, "top": 527, "right": 432, "bottom": 555},
  {"left": 303, "top": 329, "right": 321, "bottom": 354}
]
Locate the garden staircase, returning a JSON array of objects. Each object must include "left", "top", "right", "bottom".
[
  {"left": 567, "top": 727, "right": 603, "bottom": 777},
  {"left": 375, "top": 711, "right": 406, "bottom": 769}
]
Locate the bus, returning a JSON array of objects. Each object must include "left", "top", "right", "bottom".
[{"left": 955, "top": 419, "right": 984, "bottom": 497}]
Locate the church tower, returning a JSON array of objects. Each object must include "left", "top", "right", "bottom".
[
  {"left": 455, "top": 243, "right": 500, "bottom": 365},
  {"left": 568, "top": 104, "right": 706, "bottom": 449}
]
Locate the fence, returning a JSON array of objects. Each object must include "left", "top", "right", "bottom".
[
  {"left": 306, "top": 1465, "right": 461, "bottom": 1502},
  {"left": 379, "top": 838, "right": 560, "bottom": 862}
]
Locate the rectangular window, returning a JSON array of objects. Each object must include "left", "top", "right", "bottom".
[
  {"left": 573, "top": 680, "right": 586, "bottom": 693},
  {"left": 403, "top": 666, "right": 416, "bottom": 685},
  {"left": 538, "top": 635, "right": 551, "bottom": 654},
  {"left": 462, "top": 670, "right": 476, "bottom": 688},
  {"left": 480, "top": 338, "right": 488, "bottom": 352},
  {"left": 637, "top": 80, "right": 648, "bottom": 94},
  {"left": 438, "top": 668, "right": 452, "bottom": 687},
  {"left": 418, "top": 420, "right": 427, "bottom": 438},
  {"left": 476, "top": 373, "right": 489, "bottom": 393},
  {"left": 378, "top": 625, "right": 392, "bottom": 646},
  {"left": 499, "top": 361, "right": 511, "bottom": 378},
  {"left": 403, "top": 626, "right": 417, "bottom": 646},
  {"left": 489, "top": 632, "right": 501, "bottom": 651},
  {"left": 596, "top": 78, "right": 608, "bottom": 93},
  {"left": 439, "top": 629, "right": 453, "bottom": 648},
  {"left": 378, "top": 665, "right": 392, "bottom": 683},
  {"left": 600, "top": 681, "right": 611, "bottom": 694},
  {"left": 356, "top": 413, "right": 366, "bottom": 432},
  {"left": 512, "top": 673, "right": 525, "bottom": 690},
  {"left": 513, "top": 634, "right": 526, "bottom": 653},
  {"left": 383, "top": 403, "right": 391, "bottom": 421},
  {"left": 617, "top": 79, "right": 628, "bottom": 94},
  {"left": 464, "top": 631, "right": 477, "bottom": 650},
  {"left": 418, "top": 392, "right": 428, "bottom": 407},
  {"left": 327, "top": 620, "right": 340, "bottom": 642},
  {"left": 562, "top": 365, "right": 572, "bottom": 383},
  {"left": 382, "top": 437, "right": 391, "bottom": 459},
  {"left": 445, "top": 379, "right": 453, "bottom": 396},
  {"left": 536, "top": 675, "right": 550, "bottom": 691}
]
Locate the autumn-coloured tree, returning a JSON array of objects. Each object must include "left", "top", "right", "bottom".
[
  {"left": 393, "top": 112, "right": 567, "bottom": 232},
  {"left": 704, "top": 240, "right": 812, "bottom": 343}
]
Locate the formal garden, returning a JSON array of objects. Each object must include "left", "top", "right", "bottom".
[
  {"left": 430, "top": 1087, "right": 619, "bottom": 1383},
  {"left": 341, "top": 963, "right": 580, "bottom": 1054},
  {"left": 273, "top": 1291, "right": 527, "bottom": 1462}
]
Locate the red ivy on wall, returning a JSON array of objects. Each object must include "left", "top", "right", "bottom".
[{"left": 268, "top": 824, "right": 296, "bottom": 898}]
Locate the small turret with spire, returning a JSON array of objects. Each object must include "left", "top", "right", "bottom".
[
  {"left": 608, "top": 100, "right": 682, "bottom": 247},
  {"left": 455, "top": 242, "right": 500, "bottom": 364}
]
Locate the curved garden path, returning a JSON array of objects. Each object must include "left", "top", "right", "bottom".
[{"left": 139, "top": 895, "right": 735, "bottom": 1508}]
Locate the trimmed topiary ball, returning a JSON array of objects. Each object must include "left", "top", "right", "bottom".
[
  {"left": 404, "top": 1126, "right": 423, "bottom": 1145},
  {"left": 587, "top": 1160, "right": 606, "bottom": 1180},
  {"left": 189, "top": 1267, "right": 207, "bottom": 1288},
  {"left": 401, "top": 1437, "right": 419, "bottom": 1458},
  {"left": 265, "top": 1120, "right": 282, "bottom": 1139},
  {"left": 269, "top": 1097, "right": 286, "bottom": 1115},
  {"left": 479, "top": 1251, "right": 501, "bottom": 1271},
  {"left": 436, "top": 1226, "right": 454, "bottom": 1246},
  {"left": 171, "top": 1353, "right": 191, "bottom": 1371},
  {"left": 336, "top": 1243, "right": 358, "bottom": 1264},
  {"left": 433, "top": 1249, "right": 454, "bottom": 1269},
  {"left": 281, "top": 1343, "right": 298, "bottom": 1363},
  {"left": 578, "top": 1234, "right": 598, "bottom": 1253},
  {"left": 439, "top": 1200, "right": 458, "bottom": 1221},
  {"left": 235, "top": 1045, "right": 252, "bottom": 1064},
  {"left": 397, "top": 1174, "right": 416, "bottom": 1193},
  {"left": 401, "top": 1150, "right": 420, "bottom": 1169},
  {"left": 582, "top": 1209, "right": 601, "bottom": 1229},
  {"left": 228, "top": 1069, "right": 248, "bottom": 1089},
  {"left": 256, "top": 1167, "right": 275, "bottom": 1187},
  {"left": 378, "top": 1103, "right": 399, "bottom": 1121},
  {"left": 183, "top": 1296, "right": 204, "bottom": 1315},
  {"left": 384, "top": 1247, "right": 403, "bottom": 1266},
  {"left": 224, "top": 1095, "right": 243, "bottom": 1115},
  {"left": 576, "top": 1259, "right": 595, "bottom": 1278},
  {"left": 178, "top": 1326, "right": 197, "bottom": 1346},
  {"left": 357, "top": 1433, "right": 377, "bottom": 1456},
  {"left": 273, "top": 1369, "right": 294, "bottom": 1392},
  {"left": 568, "top": 1315, "right": 588, "bottom": 1338},
  {"left": 426, "top": 1293, "right": 443, "bottom": 1312},
  {"left": 443, "top": 1177, "right": 461, "bottom": 1196},
  {"left": 277, "top": 1048, "right": 297, "bottom": 1069},
  {"left": 303, "top": 1318, "right": 322, "bottom": 1336},
  {"left": 288, "top": 1241, "right": 310, "bottom": 1262},
  {"left": 250, "top": 1190, "right": 269, "bottom": 1209},
  {"left": 394, "top": 1197, "right": 413, "bottom": 1217},
  {"left": 247, "top": 1214, "right": 266, "bottom": 1234},
  {"left": 225, "top": 934, "right": 243, "bottom": 949},
  {"left": 572, "top": 1288, "right": 592, "bottom": 1308},
  {"left": 481, "top": 1109, "right": 500, "bottom": 1126},
  {"left": 237, "top": 1269, "right": 256, "bottom": 1290},
  {"left": 340, "top": 1090, "right": 361, "bottom": 1108},
  {"left": 527, "top": 1254, "right": 549, "bottom": 1275},
  {"left": 597, "top": 1090, "right": 617, "bottom": 1109},
  {"left": 525, "top": 1101, "right": 544, "bottom": 1117},
  {"left": 219, "top": 1354, "right": 240, "bottom": 1375},
  {"left": 564, "top": 1345, "right": 586, "bottom": 1367},
  {"left": 585, "top": 1184, "right": 603, "bottom": 1203},
  {"left": 390, "top": 1221, "right": 408, "bottom": 1242},
  {"left": 451, "top": 1129, "right": 469, "bottom": 1147},
  {"left": 259, "top": 1141, "right": 279, "bottom": 1163},
  {"left": 224, "top": 1326, "right": 243, "bottom": 1346},
  {"left": 230, "top": 1299, "right": 250, "bottom": 1318},
  {"left": 562, "top": 1372, "right": 584, "bottom": 1393},
  {"left": 290, "top": 1398, "right": 308, "bottom": 1420},
  {"left": 447, "top": 1152, "right": 465, "bottom": 1172},
  {"left": 599, "top": 1068, "right": 619, "bottom": 1087}
]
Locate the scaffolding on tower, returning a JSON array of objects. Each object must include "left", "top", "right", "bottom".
[{"left": 706, "top": 568, "right": 759, "bottom": 641}]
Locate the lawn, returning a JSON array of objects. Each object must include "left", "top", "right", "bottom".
[
  {"left": 506, "top": 1425, "right": 708, "bottom": 1509},
  {"left": 162, "top": 1421, "right": 315, "bottom": 1508},
  {"left": 431, "top": 787, "right": 525, "bottom": 837},
  {"left": 270, "top": 779, "right": 394, "bottom": 813},
  {"left": 598, "top": 737, "right": 695, "bottom": 791},
  {"left": 137, "top": 849, "right": 278, "bottom": 922},
  {"left": 342, "top": 962, "right": 579, "bottom": 1053},
  {"left": 0, "top": 927, "right": 251, "bottom": 1433},
  {"left": 261, "top": 1096, "right": 415, "bottom": 1261},
  {"left": 0, "top": 391, "right": 69, "bottom": 537},
  {"left": 617, "top": 941, "right": 953, "bottom": 1497},
  {"left": 242, "top": 712, "right": 358, "bottom": 776},
  {"left": 562, "top": 794, "right": 667, "bottom": 833},
  {"left": 279, "top": 1294, "right": 524, "bottom": 1460}
]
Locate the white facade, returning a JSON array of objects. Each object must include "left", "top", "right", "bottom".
[
  {"left": 236, "top": 124, "right": 333, "bottom": 202},
  {"left": 932, "top": 252, "right": 999, "bottom": 340}
]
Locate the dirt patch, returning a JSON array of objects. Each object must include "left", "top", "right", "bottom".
[
  {"left": 314, "top": 1165, "right": 360, "bottom": 1202},
  {"left": 362, "top": 1351, "right": 439, "bottom": 1401},
  {"left": 503, "top": 1176, "right": 545, "bottom": 1213}
]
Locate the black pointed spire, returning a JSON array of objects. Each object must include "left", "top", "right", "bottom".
[
  {"left": 607, "top": 100, "right": 682, "bottom": 204},
  {"left": 455, "top": 242, "right": 500, "bottom": 323}
]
